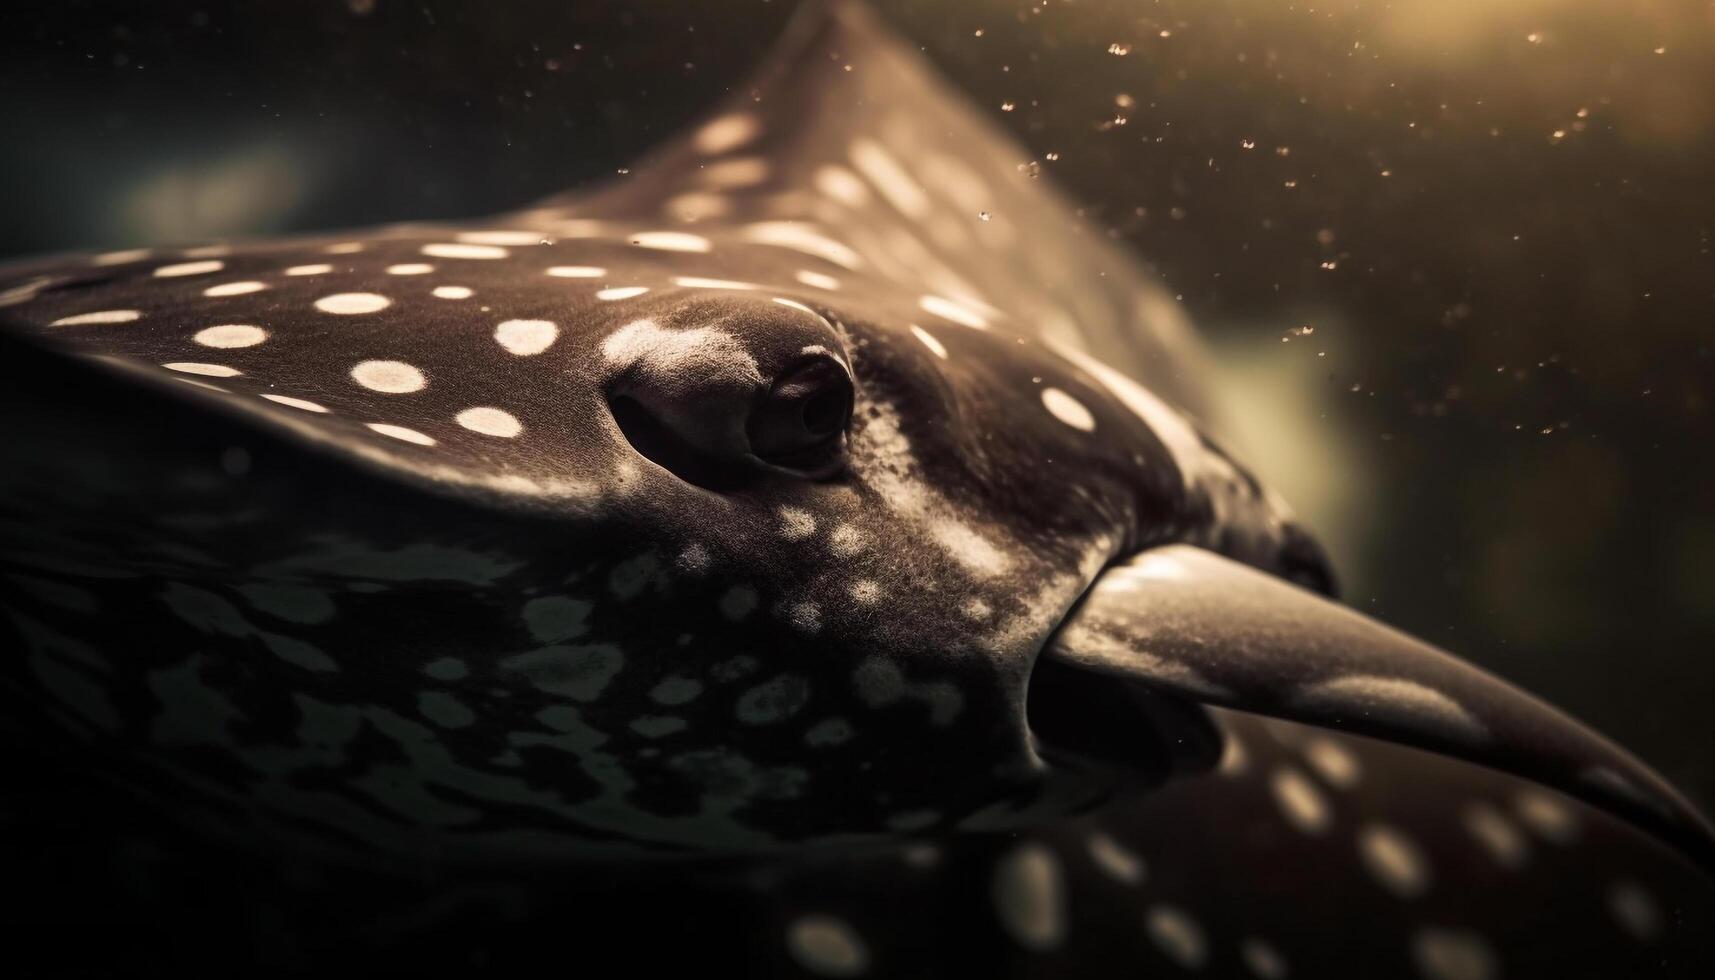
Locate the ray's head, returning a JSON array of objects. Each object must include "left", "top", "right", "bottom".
[{"left": 0, "top": 228, "right": 1323, "bottom": 860}]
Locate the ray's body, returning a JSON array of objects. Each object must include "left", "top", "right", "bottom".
[{"left": 0, "top": 3, "right": 1710, "bottom": 976}]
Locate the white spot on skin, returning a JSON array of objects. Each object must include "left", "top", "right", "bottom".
[
  {"left": 432, "top": 286, "right": 472, "bottom": 299},
  {"left": 455, "top": 230, "right": 544, "bottom": 246},
  {"left": 422, "top": 242, "right": 508, "bottom": 259},
  {"left": 1302, "top": 736, "right": 1362, "bottom": 789},
  {"left": 456, "top": 406, "right": 523, "bottom": 438},
  {"left": 153, "top": 259, "right": 224, "bottom": 278},
  {"left": 930, "top": 521, "right": 1011, "bottom": 578},
  {"left": 366, "top": 423, "right": 435, "bottom": 446},
  {"left": 1608, "top": 879, "right": 1663, "bottom": 942},
  {"left": 315, "top": 292, "right": 391, "bottom": 315},
  {"left": 1412, "top": 928, "right": 1497, "bottom": 980},
  {"left": 804, "top": 717, "right": 853, "bottom": 747},
  {"left": 494, "top": 319, "right": 559, "bottom": 356},
  {"left": 850, "top": 138, "right": 930, "bottom": 218},
  {"left": 350, "top": 360, "right": 427, "bottom": 394},
  {"left": 194, "top": 324, "right": 267, "bottom": 349},
  {"left": 285, "top": 263, "right": 333, "bottom": 276},
  {"left": 1514, "top": 788, "right": 1580, "bottom": 844},
  {"left": 1217, "top": 730, "right": 1249, "bottom": 776},
  {"left": 1357, "top": 823, "right": 1431, "bottom": 898},
  {"left": 50, "top": 310, "right": 140, "bottom": 326},
  {"left": 1460, "top": 801, "right": 1529, "bottom": 869},
  {"left": 1047, "top": 342, "right": 1215, "bottom": 489},
  {"left": 1270, "top": 765, "right": 1331, "bottom": 835},
  {"left": 1086, "top": 832, "right": 1145, "bottom": 885},
  {"left": 596, "top": 286, "right": 650, "bottom": 301},
  {"left": 789, "top": 602, "right": 821, "bottom": 632},
  {"left": 521, "top": 596, "right": 591, "bottom": 643},
  {"left": 650, "top": 676, "right": 703, "bottom": 706},
  {"left": 386, "top": 263, "right": 434, "bottom": 275},
  {"left": 1040, "top": 387, "right": 1096, "bottom": 431},
  {"left": 919, "top": 294, "right": 989, "bottom": 329},
  {"left": 814, "top": 164, "right": 871, "bottom": 208},
  {"left": 909, "top": 325, "right": 948, "bottom": 359},
  {"left": 1241, "top": 937, "right": 1290, "bottom": 979},
  {"left": 191, "top": 322, "right": 267, "bottom": 353},
  {"left": 92, "top": 248, "right": 150, "bottom": 266},
  {"left": 742, "top": 221, "right": 863, "bottom": 270},
  {"left": 1145, "top": 905, "right": 1208, "bottom": 970},
  {"left": 673, "top": 276, "right": 755, "bottom": 290},
  {"left": 601, "top": 318, "right": 762, "bottom": 386},
  {"left": 992, "top": 843, "right": 1066, "bottom": 951},
  {"left": 629, "top": 231, "right": 711, "bottom": 253},
  {"left": 1291, "top": 675, "right": 1487, "bottom": 744},
  {"left": 546, "top": 265, "right": 606, "bottom": 278},
  {"left": 262, "top": 394, "right": 329, "bottom": 413},
  {"left": 796, "top": 269, "right": 841, "bottom": 290},
  {"left": 828, "top": 525, "right": 863, "bottom": 557},
  {"left": 785, "top": 915, "right": 869, "bottom": 978},
  {"left": 693, "top": 113, "right": 762, "bottom": 155},
  {"left": 202, "top": 281, "right": 266, "bottom": 296},
  {"left": 666, "top": 191, "right": 731, "bottom": 221},
  {"left": 163, "top": 362, "right": 241, "bottom": 378},
  {"left": 677, "top": 544, "right": 710, "bottom": 574},
  {"left": 778, "top": 507, "right": 817, "bottom": 541},
  {"left": 736, "top": 674, "right": 811, "bottom": 725},
  {"left": 849, "top": 580, "right": 881, "bottom": 604},
  {"left": 699, "top": 157, "right": 770, "bottom": 188}
]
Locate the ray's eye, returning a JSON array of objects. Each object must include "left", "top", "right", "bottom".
[
  {"left": 602, "top": 299, "right": 855, "bottom": 489},
  {"left": 748, "top": 353, "right": 853, "bottom": 477}
]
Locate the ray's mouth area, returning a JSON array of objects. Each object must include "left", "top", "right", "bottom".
[{"left": 1022, "top": 544, "right": 1225, "bottom": 792}]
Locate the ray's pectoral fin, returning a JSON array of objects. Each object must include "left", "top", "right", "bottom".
[{"left": 1045, "top": 544, "right": 1715, "bottom": 868}]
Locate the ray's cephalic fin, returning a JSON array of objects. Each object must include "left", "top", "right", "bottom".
[{"left": 1044, "top": 544, "right": 1715, "bottom": 871}]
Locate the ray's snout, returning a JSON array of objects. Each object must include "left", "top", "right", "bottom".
[{"left": 602, "top": 296, "right": 853, "bottom": 487}]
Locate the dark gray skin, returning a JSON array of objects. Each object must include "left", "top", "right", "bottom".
[{"left": 0, "top": 1, "right": 1710, "bottom": 976}]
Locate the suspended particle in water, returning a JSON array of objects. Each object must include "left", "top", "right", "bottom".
[{"left": 1108, "top": 42, "right": 1132, "bottom": 56}]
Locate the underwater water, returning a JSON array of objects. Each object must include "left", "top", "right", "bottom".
[{"left": 4, "top": 0, "right": 1706, "bottom": 812}]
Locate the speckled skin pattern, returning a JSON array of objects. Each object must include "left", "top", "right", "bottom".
[{"left": 0, "top": 2, "right": 1710, "bottom": 976}]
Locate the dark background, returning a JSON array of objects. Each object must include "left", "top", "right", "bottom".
[{"left": 2, "top": 0, "right": 1710, "bottom": 809}]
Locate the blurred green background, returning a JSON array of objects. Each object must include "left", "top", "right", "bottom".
[{"left": 3, "top": 0, "right": 1711, "bottom": 807}]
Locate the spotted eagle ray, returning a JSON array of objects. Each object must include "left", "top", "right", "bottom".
[{"left": 0, "top": 1, "right": 1710, "bottom": 976}]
